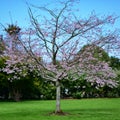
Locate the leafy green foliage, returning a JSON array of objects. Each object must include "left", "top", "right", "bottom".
[
  {"left": 110, "top": 56, "right": 120, "bottom": 69},
  {"left": 0, "top": 38, "right": 5, "bottom": 54},
  {"left": 0, "top": 57, "right": 9, "bottom": 99}
]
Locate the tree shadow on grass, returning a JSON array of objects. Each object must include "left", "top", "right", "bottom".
[
  {"left": 46, "top": 108, "right": 118, "bottom": 117},
  {"left": 64, "top": 108, "right": 118, "bottom": 117}
]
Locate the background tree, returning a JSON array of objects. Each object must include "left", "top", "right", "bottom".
[
  {"left": 2, "top": 0, "right": 119, "bottom": 113},
  {"left": 3, "top": 24, "right": 46, "bottom": 101},
  {"left": 3, "top": 24, "right": 23, "bottom": 101},
  {"left": 0, "top": 57, "right": 9, "bottom": 100},
  {"left": 0, "top": 35, "right": 9, "bottom": 100},
  {"left": 109, "top": 57, "right": 120, "bottom": 97},
  {"left": 61, "top": 44, "right": 117, "bottom": 98},
  {"left": 77, "top": 44, "right": 117, "bottom": 88},
  {"left": 110, "top": 57, "right": 120, "bottom": 69}
]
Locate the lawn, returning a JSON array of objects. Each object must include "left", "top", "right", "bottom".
[{"left": 0, "top": 98, "right": 120, "bottom": 120}]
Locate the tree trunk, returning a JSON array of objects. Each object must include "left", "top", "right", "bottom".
[
  {"left": 55, "top": 80, "right": 61, "bottom": 113},
  {"left": 13, "top": 89, "right": 21, "bottom": 102}
]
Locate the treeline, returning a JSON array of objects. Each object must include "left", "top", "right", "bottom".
[
  {"left": 0, "top": 24, "right": 120, "bottom": 101},
  {"left": 0, "top": 54, "right": 120, "bottom": 101}
]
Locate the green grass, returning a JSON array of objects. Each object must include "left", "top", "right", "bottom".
[{"left": 0, "top": 98, "right": 120, "bottom": 120}]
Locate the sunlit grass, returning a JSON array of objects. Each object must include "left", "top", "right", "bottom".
[{"left": 0, "top": 98, "right": 120, "bottom": 120}]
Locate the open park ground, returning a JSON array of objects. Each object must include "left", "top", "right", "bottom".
[{"left": 0, "top": 98, "right": 120, "bottom": 120}]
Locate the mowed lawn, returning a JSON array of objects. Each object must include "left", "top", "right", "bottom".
[{"left": 0, "top": 98, "right": 120, "bottom": 120}]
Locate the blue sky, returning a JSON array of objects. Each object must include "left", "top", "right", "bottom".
[{"left": 0, "top": 0, "right": 120, "bottom": 33}]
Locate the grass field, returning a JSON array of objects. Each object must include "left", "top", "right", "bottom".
[{"left": 0, "top": 98, "right": 120, "bottom": 120}]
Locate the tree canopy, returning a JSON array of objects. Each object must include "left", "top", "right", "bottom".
[{"left": 1, "top": 0, "right": 120, "bottom": 114}]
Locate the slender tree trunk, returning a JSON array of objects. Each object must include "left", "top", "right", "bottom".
[{"left": 55, "top": 80, "right": 61, "bottom": 113}]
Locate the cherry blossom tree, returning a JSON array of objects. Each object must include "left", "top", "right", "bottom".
[
  {"left": 77, "top": 44, "right": 117, "bottom": 88},
  {"left": 3, "top": 0, "right": 119, "bottom": 114}
]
